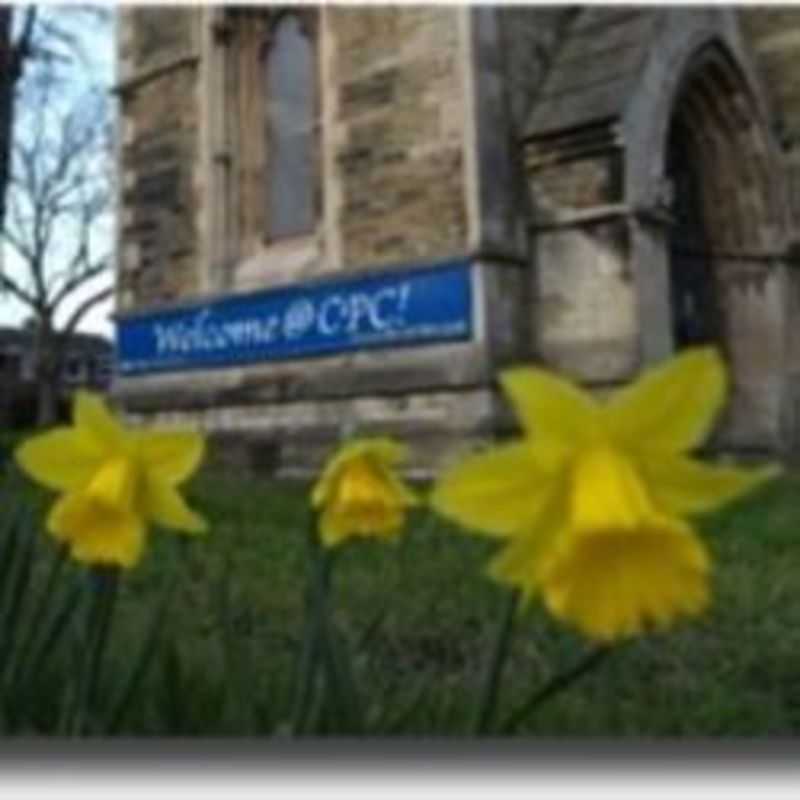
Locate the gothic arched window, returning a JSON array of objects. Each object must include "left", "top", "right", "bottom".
[{"left": 262, "top": 13, "right": 317, "bottom": 240}]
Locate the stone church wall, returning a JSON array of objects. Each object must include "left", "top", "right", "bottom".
[
  {"left": 115, "top": 6, "right": 502, "bottom": 475},
  {"left": 116, "top": 9, "right": 202, "bottom": 311},
  {"left": 498, "top": 6, "right": 577, "bottom": 137},
  {"left": 328, "top": 6, "right": 469, "bottom": 270},
  {"left": 113, "top": 6, "right": 800, "bottom": 469},
  {"left": 740, "top": 9, "right": 800, "bottom": 448},
  {"left": 520, "top": 9, "right": 650, "bottom": 385}
]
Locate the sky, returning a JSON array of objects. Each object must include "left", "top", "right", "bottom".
[{"left": 0, "top": 5, "right": 116, "bottom": 339}]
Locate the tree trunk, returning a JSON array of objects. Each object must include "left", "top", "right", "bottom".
[
  {"left": 32, "top": 319, "right": 62, "bottom": 427},
  {"left": 36, "top": 372, "right": 59, "bottom": 427},
  {"left": 0, "top": 7, "right": 35, "bottom": 235},
  {"left": 0, "top": 7, "right": 16, "bottom": 233}
]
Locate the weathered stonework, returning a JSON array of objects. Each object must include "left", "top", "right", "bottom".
[
  {"left": 127, "top": 386, "right": 500, "bottom": 477},
  {"left": 739, "top": 9, "right": 800, "bottom": 452},
  {"left": 115, "top": 10, "right": 201, "bottom": 312},
  {"left": 329, "top": 7, "right": 468, "bottom": 270},
  {"left": 114, "top": 6, "right": 800, "bottom": 472},
  {"left": 498, "top": 7, "right": 578, "bottom": 137}
]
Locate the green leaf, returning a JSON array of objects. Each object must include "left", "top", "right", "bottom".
[{"left": 105, "top": 570, "right": 177, "bottom": 734}]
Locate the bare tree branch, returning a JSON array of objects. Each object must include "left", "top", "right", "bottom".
[
  {"left": 2, "top": 79, "right": 112, "bottom": 313},
  {"left": 2, "top": 190, "right": 38, "bottom": 265},
  {"left": 14, "top": 7, "right": 39, "bottom": 72},
  {"left": 50, "top": 256, "right": 109, "bottom": 309},
  {"left": 0, "top": 271, "right": 37, "bottom": 308},
  {"left": 60, "top": 284, "right": 113, "bottom": 339}
]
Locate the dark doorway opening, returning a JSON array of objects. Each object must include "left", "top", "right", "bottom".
[{"left": 666, "top": 116, "right": 720, "bottom": 349}]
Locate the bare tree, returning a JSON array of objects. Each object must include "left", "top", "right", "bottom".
[{"left": 0, "top": 60, "right": 113, "bottom": 424}]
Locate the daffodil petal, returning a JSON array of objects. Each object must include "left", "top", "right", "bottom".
[
  {"left": 499, "top": 367, "right": 601, "bottom": 445},
  {"left": 431, "top": 442, "right": 563, "bottom": 537},
  {"left": 487, "top": 525, "right": 564, "bottom": 594},
  {"left": 144, "top": 478, "right": 207, "bottom": 533},
  {"left": 639, "top": 454, "right": 780, "bottom": 516},
  {"left": 15, "top": 428, "right": 104, "bottom": 491},
  {"left": 74, "top": 391, "right": 126, "bottom": 451},
  {"left": 311, "top": 468, "right": 335, "bottom": 508},
  {"left": 604, "top": 347, "right": 726, "bottom": 453},
  {"left": 363, "top": 438, "right": 409, "bottom": 466},
  {"left": 47, "top": 491, "right": 146, "bottom": 569},
  {"left": 318, "top": 506, "right": 351, "bottom": 547},
  {"left": 484, "top": 475, "right": 569, "bottom": 589},
  {"left": 384, "top": 469, "right": 420, "bottom": 506},
  {"left": 136, "top": 430, "right": 205, "bottom": 485}
]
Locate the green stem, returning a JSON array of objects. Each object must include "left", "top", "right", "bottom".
[
  {"left": 72, "top": 566, "right": 120, "bottom": 735},
  {"left": 290, "top": 513, "right": 333, "bottom": 735},
  {"left": 106, "top": 568, "right": 177, "bottom": 734},
  {"left": 500, "top": 645, "right": 611, "bottom": 734},
  {"left": 318, "top": 600, "right": 362, "bottom": 734},
  {"left": 472, "top": 589, "right": 519, "bottom": 735}
]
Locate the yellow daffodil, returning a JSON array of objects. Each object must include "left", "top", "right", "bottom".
[
  {"left": 432, "top": 348, "right": 778, "bottom": 642},
  {"left": 311, "top": 438, "right": 418, "bottom": 547},
  {"left": 15, "top": 390, "right": 207, "bottom": 569}
]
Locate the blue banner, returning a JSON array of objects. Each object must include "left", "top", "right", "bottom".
[{"left": 116, "top": 259, "right": 473, "bottom": 375}]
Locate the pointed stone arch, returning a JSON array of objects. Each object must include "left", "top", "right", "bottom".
[
  {"left": 522, "top": 7, "right": 791, "bottom": 449},
  {"left": 625, "top": 24, "right": 791, "bottom": 450}
]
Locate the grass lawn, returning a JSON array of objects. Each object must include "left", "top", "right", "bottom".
[{"left": 2, "top": 456, "right": 799, "bottom": 736}]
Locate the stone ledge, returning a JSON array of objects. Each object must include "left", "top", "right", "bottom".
[
  {"left": 114, "top": 340, "right": 492, "bottom": 413},
  {"left": 136, "top": 385, "right": 504, "bottom": 477}
]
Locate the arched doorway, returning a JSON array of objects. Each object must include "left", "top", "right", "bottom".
[
  {"left": 656, "top": 43, "right": 787, "bottom": 447},
  {"left": 521, "top": 8, "right": 790, "bottom": 450}
]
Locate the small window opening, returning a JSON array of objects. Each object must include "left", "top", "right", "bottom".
[{"left": 263, "top": 14, "right": 316, "bottom": 240}]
